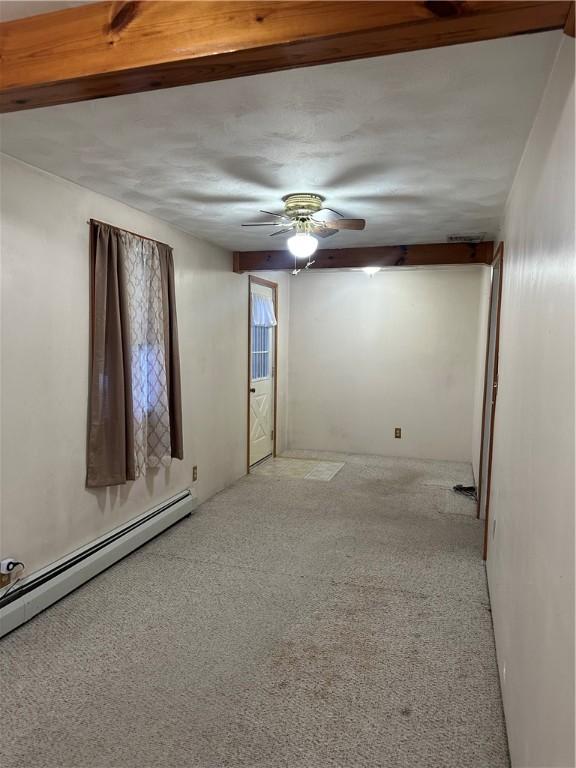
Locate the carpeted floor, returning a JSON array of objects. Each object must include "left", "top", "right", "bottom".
[{"left": 0, "top": 452, "right": 509, "bottom": 768}]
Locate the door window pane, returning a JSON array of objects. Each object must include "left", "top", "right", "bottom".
[{"left": 251, "top": 325, "right": 271, "bottom": 380}]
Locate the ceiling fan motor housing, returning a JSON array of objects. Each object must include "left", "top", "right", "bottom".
[
  {"left": 282, "top": 193, "right": 325, "bottom": 220},
  {"left": 241, "top": 194, "right": 365, "bottom": 239}
]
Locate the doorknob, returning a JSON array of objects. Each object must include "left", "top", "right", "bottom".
[{"left": 250, "top": 387, "right": 256, "bottom": 393}]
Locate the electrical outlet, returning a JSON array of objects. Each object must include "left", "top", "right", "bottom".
[
  {"left": 394, "top": 427, "right": 402, "bottom": 439},
  {"left": 192, "top": 465, "right": 198, "bottom": 482}
]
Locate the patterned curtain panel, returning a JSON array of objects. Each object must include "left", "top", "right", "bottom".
[{"left": 86, "top": 221, "right": 183, "bottom": 487}]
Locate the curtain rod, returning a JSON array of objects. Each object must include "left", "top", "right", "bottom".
[{"left": 87, "top": 218, "right": 172, "bottom": 249}]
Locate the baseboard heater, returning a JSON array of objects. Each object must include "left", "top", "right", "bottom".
[{"left": 0, "top": 489, "right": 197, "bottom": 639}]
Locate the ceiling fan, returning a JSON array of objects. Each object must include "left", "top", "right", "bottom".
[{"left": 242, "top": 193, "right": 366, "bottom": 260}]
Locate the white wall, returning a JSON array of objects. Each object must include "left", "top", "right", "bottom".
[
  {"left": 487, "top": 37, "right": 575, "bottom": 768},
  {"left": 287, "top": 266, "right": 484, "bottom": 462},
  {"left": 0, "top": 155, "right": 286, "bottom": 576}
]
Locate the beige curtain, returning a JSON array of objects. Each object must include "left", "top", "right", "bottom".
[{"left": 86, "top": 222, "right": 182, "bottom": 487}]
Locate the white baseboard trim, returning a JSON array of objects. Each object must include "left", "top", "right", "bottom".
[{"left": 0, "top": 489, "right": 197, "bottom": 639}]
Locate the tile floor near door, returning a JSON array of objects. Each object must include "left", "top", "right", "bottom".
[{"left": 1, "top": 452, "right": 509, "bottom": 768}]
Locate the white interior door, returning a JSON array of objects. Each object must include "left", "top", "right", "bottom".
[
  {"left": 249, "top": 283, "right": 275, "bottom": 466},
  {"left": 479, "top": 255, "right": 502, "bottom": 521}
]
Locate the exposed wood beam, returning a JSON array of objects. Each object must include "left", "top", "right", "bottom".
[
  {"left": 565, "top": 2, "right": 575, "bottom": 36},
  {"left": 0, "top": 1, "right": 570, "bottom": 113},
  {"left": 233, "top": 242, "right": 494, "bottom": 272}
]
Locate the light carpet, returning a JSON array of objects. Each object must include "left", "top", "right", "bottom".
[{"left": 0, "top": 452, "right": 509, "bottom": 768}]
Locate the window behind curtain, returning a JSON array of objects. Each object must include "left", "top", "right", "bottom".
[{"left": 86, "top": 220, "right": 183, "bottom": 488}]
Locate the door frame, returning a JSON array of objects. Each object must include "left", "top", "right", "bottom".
[
  {"left": 247, "top": 275, "right": 279, "bottom": 473},
  {"left": 477, "top": 242, "right": 504, "bottom": 560}
]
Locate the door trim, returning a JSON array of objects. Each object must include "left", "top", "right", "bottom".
[
  {"left": 477, "top": 242, "right": 504, "bottom": 560},
  {"left": 247, "top": 276, "right": 278, "bottom": 473}
]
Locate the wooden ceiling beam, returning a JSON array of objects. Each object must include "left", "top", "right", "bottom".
[
  {"left": 0, "top": 1, "right": 571, "bottom": 113},
  {"left": 565, "top": 2, "right": 575, "bottom": 36},
  {"left": 233, "top": 242, "right": 494, "bottom": 272}
]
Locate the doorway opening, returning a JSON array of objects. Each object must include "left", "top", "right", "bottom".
[
  {"left": 247, "top": 276, "right": 278, "bottom": 471},
  {"left": 478, "top": 243, "right": 504, "bottom": 560}
]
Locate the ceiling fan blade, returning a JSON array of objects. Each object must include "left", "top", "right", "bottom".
[
  {"left": 242, "top": 222, "right": 285, "bottom": 227},
  {"left": 270, "top": 228, "right": 293, "bottom": 237},
  {"left": 321, "top": 218, "right": 366, "bottom": 231},
  {"left": 318, "top": 206, "right": 344, "bottom": 218},
  {"left": 260, "top": 210, "right": 289, "bottom": 219},
  {"left": 312, "top": 227, "right": 338, "bottom": 239}
]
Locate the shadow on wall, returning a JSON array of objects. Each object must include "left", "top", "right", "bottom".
[{"left": 86, "top": 465, "right": 173, "bottom": 514}]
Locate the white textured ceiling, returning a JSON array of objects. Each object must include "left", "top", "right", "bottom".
[{"left": 0, "top": 31, "right": 560, "bottom": 250}]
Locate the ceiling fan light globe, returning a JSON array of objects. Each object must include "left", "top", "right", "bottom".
[{"left": 287, "top": 233, "right": 318, "bottom": 259}]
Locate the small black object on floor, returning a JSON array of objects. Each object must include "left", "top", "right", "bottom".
[{"left": 453, "top": 484, "right": 478, "bottom": 501}]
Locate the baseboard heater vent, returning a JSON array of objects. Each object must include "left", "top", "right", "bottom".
[{"left": 0, "top": 489, "right": 197, "bottom": 639}]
